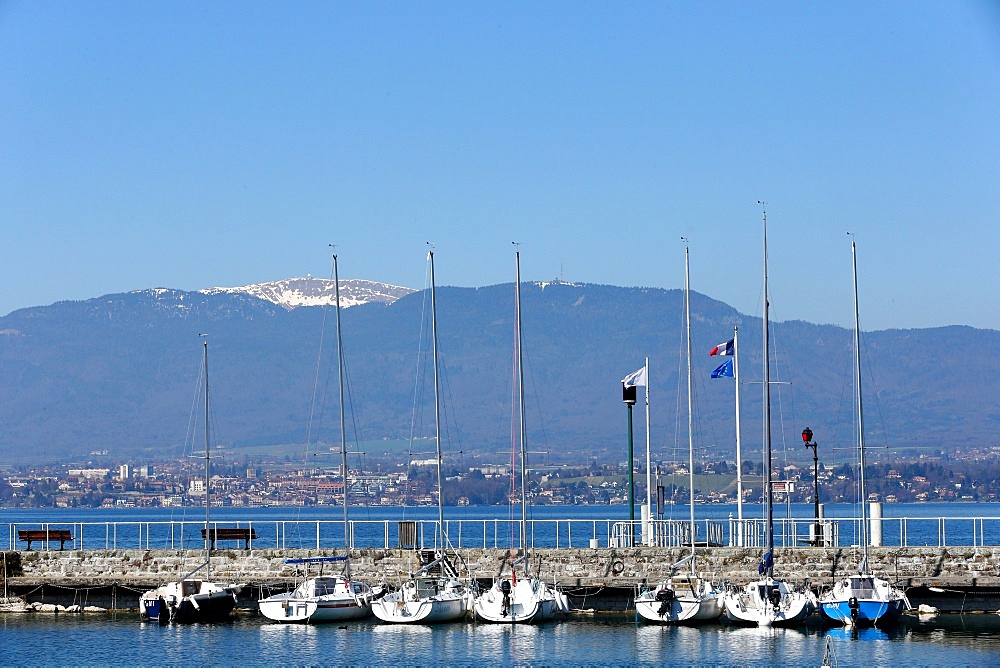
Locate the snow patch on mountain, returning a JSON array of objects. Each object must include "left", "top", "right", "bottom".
[
  {"left": 538, "top": 279, "right": 580, "bottom": 290},
  {"left": 201, "top": 277, "right": 415, "bottom": 310}
]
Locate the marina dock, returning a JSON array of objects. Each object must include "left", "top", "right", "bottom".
[{"left": 4, "top": 545, "right": 999, "bottom": 614}]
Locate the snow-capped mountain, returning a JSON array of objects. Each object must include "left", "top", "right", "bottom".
[
  {"left": 0, "top": 280, "right": 996, "bottom": 463},
  {"left": 201, "top": 277, "right": 415, "bottom": 310}
]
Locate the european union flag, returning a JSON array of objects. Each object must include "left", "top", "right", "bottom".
[{"left": 711, "top": 359, "right": 734, "bottom": 378}]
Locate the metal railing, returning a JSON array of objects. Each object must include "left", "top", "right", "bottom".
[
  {"left": 4, "top": 518, "right": 613, "bottom": 552},
  {"left": 611, "top": 520, "right": 725, "bottom": 548},
  {"left": 727, "top": 518, "right": 840, "bottom": 548},
  {"left": 7, "top": 514, "right": 1000, "bottom": 552}
]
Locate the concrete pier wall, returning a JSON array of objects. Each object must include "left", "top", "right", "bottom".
[{"left": 8, "top": 545, "right": 1000, "bottom": 587}]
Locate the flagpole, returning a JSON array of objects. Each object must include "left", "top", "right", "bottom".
[
  {"left": 644, "top": 356, "right": 651, "bottom": 543},
  {"left": 733, "top": 326, "right": 744, "bottom": 545}
]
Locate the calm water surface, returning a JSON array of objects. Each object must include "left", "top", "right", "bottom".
[{"left": 3, "top": 612, "right": 1000, "bottom": 667}]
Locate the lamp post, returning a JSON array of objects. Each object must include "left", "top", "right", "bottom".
[
  {"left": 801, "top": 427, "right": 820, "bottom": 545},
  {"left": 623, "top": 383, "right": 637, "bottom": 546}
]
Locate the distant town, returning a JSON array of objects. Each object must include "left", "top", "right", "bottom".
[{"left": 3, "top": 442, "right": 1000, "bottom": 509}]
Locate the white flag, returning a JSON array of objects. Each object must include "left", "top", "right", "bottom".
[{"left": 621, "top": 366, "right": 647, "bottom": 387}]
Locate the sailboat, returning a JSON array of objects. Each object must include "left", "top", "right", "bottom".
[
  {"left": 818, "top": 238, "right": 909, "bottom": 626},
  {"left": 721, "top": 208, "right": 815, "bottom": 626},
  {"left": 473, "top": 249, "right": 568, "bottom": 624},
  {"left": 634, "top": 242, "right": 724, "bottom": 624},
  {"left": 259, "top": 253, "right": 377, "bottom": 623},
  {"left": 371, "top": 249, "right": 470, "bottom": 624},
  {"left": 139, "top": 338, "right": 241, "bottom": 624}
]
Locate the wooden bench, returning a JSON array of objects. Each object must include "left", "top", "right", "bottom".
[
  {"left": 201, "top": 527, "right": 258, "bottom": 549},
  {"left": 18, "top": 529, "right": 73, "bottom": 551}
]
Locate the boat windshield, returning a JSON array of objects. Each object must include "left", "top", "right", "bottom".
[
  {"left": 312, "top": 577, "right": 344, "bottom": 596},
  {"left": 850, "top": 577, "right": 875, "bottom": 598}
]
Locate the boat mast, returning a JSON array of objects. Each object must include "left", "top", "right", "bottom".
[
  {"left": 332, "top": 252, "right": 351, "bottom": 572},
  {"left": 761, "top": 204, "right": 774, "bottom": 578},
  {"left": 851, "top": 237, "right": 870, "bottom": 572},
  {"left": 515, "top": 249, "right": 528, "bottom": 555},
  {"left": 734, "top": 326, "right": 744, "bottom": 538},
  {"left": 683, "top": 241, "right": 696, "bottom": 571},
  {"left": 429, "top": 249, "right": 445, "bottom": 552},
  {"left": 201, "top": 336, "right": 211, "bottom": 580}
]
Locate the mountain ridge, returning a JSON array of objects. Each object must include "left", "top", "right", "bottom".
[{"left": 0, "top": 280, "right": 995, "bottom": 465}]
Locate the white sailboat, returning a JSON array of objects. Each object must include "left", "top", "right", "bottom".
[
  {"left": 371, "top": 249, "right": 470, "bottom": 624},
  {"left": 818, "top": 237, "right": 909, "bottom": 626},
  {"left": 634, "top": 242, "right": 724, "bottom": 624},
  {"left": 722, "top": 207, "right": 815, "bottom": 627},
  {"left": 259, "top": 556, "right": 376, "bottom": 623},
  {"left": 473, "top": 249, "right": 568, "bottom": 624},
  {"left": 139, "top": 339, "right": 241, "bottom": 624},
  {"left": 259, "top": 253, "right": 376, "bottom": 623}
]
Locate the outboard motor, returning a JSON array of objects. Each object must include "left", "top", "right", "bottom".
[
  {"left": 655, "top": 588, "right": 674, "bottom": 617},
  {"left": 156, "top": 597, "right": 169, "bottom": 626},
  {"left": 500, "top": 579, "right": 512, "bottom": 617},
  {"left": 848, "top": 596, "right": 860, "bottom": 625},
  {"left": 768, "top": 585, "right": 782, "bottom": 611}
]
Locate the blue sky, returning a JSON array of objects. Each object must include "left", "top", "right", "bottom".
[{"left": 2, "top": 1, "right": 998, "bottom": 330}]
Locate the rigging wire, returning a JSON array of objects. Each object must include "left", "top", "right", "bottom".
[
  {"left": 403, "top": 269, "right": 429, "bottom": 507},
  {"left": 305, "top": 256, "right": 337, "bottom": 450},
  {"left": 668, "top": 286, "right": 686, "bottom": 520}
]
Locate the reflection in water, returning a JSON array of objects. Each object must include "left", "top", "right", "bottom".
[
  {"left": 715, "top": 624, "right": 812, "bottom": 665},
  {"left": 369, "top": 623, "right": 436, "bottom": 664},
  {"left": 2, "top": 613, "right": 1000, "bottom": 666},
  {"left": 370, "top": 623, "right": 434, "bottom": 636},
  {"left": 824, "top": 625, "right": 898, "bottom": 641},
  {"left": 257, "top": 620, "right": 322, "bottom": 661},
  {"left": 634, "top": 622, "right": 705, "bottom": 659},
  {"left": 821, "top": 624, "right": 907, "bottom": 667},
  {"left": 468, "top": 618, "right": 549, "bottom": 663}
]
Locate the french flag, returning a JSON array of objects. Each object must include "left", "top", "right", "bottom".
[{"left": 709, "top": 339, "right": 734, "bottom": 357}]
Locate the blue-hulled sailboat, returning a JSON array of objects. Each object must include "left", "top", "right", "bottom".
[{"left": 818, "top": 238, "right": 909, "bottom": 626}]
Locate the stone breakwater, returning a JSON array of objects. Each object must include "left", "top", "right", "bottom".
[
  {"left": 5, "top": 546, "right": 1000, "bottom": 612},
  {"left": 5, "top": 547, "right": 1000, "bottom": 612}
]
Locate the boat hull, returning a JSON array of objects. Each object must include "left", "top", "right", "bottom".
[
  {"left": 818, "top": 575, "right": 909, "bottom": 626},
  {"left": 721, "top": 579, "right": 815, "bottom": 627},
  {"left": 635, "top": 593, "right": 723, "bottom": 624},
  {"left": 370, "top": 577, "right": 469, "bottom": 624},
  {"left": 259, "top": 594, "right": 371, "bottom": 623},
  {"left": 258, "top": 576, "right": 374, "bottom": 623},
  {"left": 820, "top": 598, "right": 907, "bottom": 625},
  {"left": 634, "top": 577, "right": 723, "bottom": 625},
  {"left": 259, "top": 596, "right": 317, "bottom": 622},
  {"left": 139, "top": 579, "right": 239, "bottom": 624},
  {"left": 371, "top": 595, "right": 467, "bottom": 624},
  {"left": 473, "top": 578, "right": 563, "bottom": 624}
]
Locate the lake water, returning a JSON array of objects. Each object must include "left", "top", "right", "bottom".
[
  {"left": 2, "top": 610, "right": 1000, "bottom": 667},
  {"left": 4, "top": 502, "right": 998, "bottom": 551}
]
